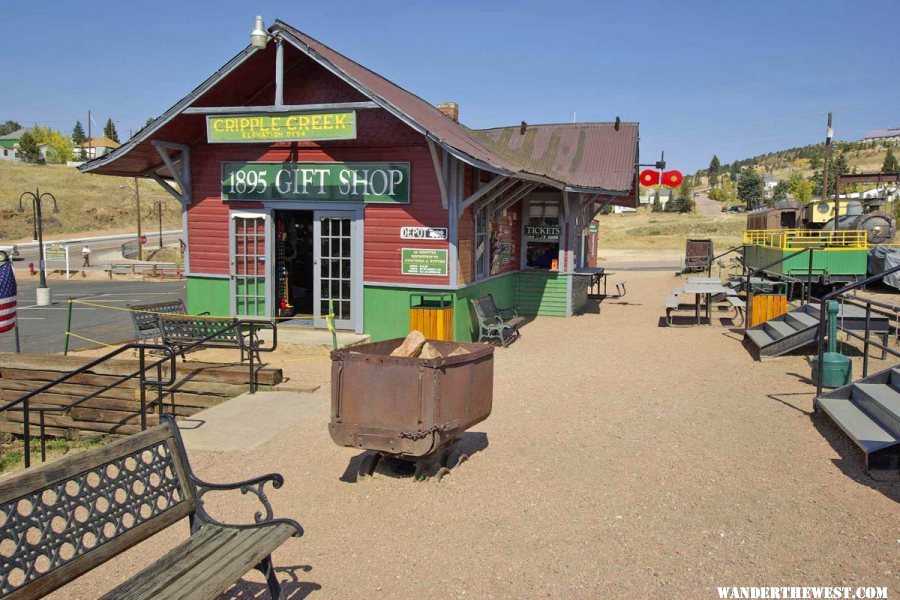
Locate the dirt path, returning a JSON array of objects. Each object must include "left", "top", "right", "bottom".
[
  {"left": 53, "top": 271, "right": 899, "bottom": 599},
  {"left": 694, "top": 188, "right": 724, "bottom": 216}
]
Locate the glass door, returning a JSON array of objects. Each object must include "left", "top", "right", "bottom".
[
  {"left": 230, "top": 213, "right": 268, "bottom": 317},
  {"left": 314, "top": 211, "right": 354, "bottom": 329}
]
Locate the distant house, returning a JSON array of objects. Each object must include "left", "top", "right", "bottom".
[
  {"left": 763, "top": 174, "right": 779, "bottom": 190},
  {"left": 75, "top": 136, "right": 121, "bottom": 160},
  {"left": 0, "top": 128, "right": 26, "bottom": 161},
  {"left": 861, "top": 128, "right": 900, "bottom": 143},
  {"left": 638, "top": 188, "right": 673, "bottom": 209}
]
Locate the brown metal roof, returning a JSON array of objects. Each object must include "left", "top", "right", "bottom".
[
  {"left": 467, "top": 123, "right": 638, "bottom": 192},
  {"left": 82, "top": 19, "right": 638, "bottom": 195}
]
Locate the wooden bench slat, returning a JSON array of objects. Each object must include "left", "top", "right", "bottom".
[
  {"left": 151, "top": 524, "right": 294, "bottom": 600},
  {"left": 99, "top": 525, "right": 236, "bottom": 600}
]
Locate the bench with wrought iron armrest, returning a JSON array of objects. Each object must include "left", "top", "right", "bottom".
[
  {"left": 157, "top": 316, "right": 274, "bottom": 361},
  {"left": 128, "top": 299, "right": 208, "bottom": 345},
  {"left": 471, "top": 294, "right": 524, "bottom": 347},
  {"left": 0, "top": 416, "right": 302, "bottom": 600}
]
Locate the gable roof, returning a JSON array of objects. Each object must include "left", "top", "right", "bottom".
[
  {"left": 862, "top": 128, "right": 900, "bottom": 140},
  {"left": 0, "top": 128, "right": 27, "bottom": 141},
  {"left": 83, "top": 136, "right": 120, "bottom": 149},
  {"left": 81, "top": 19, "right": 637, "bottom": 195},
  {"left": 467, "top": 123, "right": 638, "bottom": 192}
]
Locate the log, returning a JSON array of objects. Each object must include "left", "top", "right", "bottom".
[
  {"left": 419, "top": 342, "right": 442, "bottom": 360},
  {"left": 0, "top": 354, "right": 282, "bottom": 386},
  {"left": 1, "top": 389, "right": 223, "bottom": 415},
  {"left": 0, "top": 375, "right": 244, "bottom": 399},
  {"left": 390, "top": 331, "right": 426, "bottom": 357},
  {"left": 1, "top": 411, "right": 144, "bottom": 436}
]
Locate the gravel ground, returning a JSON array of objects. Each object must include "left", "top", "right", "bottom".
[{"left": 51, "top": 271, "right": 899, "bottom": 599}]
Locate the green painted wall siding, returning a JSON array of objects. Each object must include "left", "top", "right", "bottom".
[
  {"left": 745, "top": 245, "right": 867, "bottom": 277},
  {"left": 516, "top": 272, "right": 568, "bottom": 316},
  {"left": 454, "top": 273, "right": 517, "bottom": 342},
  {"left": 363, "top": 286, "right": 420, "bottom": 342},
  {"left": 186, "top": 276, "right": 231, "bottom": 317}
]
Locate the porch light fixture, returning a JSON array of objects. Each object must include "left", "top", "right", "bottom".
[{"left": 250, "top": 15, "right": 268, "bottom": 49}]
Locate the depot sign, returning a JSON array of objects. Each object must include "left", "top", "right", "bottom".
[
  {"left": 221, "top": 161, "right": 410, "bottom": 203},
  {"left": 207, "top": 111, "right": 356, "bottom": 143}
]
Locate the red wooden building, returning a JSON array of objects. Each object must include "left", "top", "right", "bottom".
[{"left": 81, "top": 18, "right": 639, "bottom": 342}]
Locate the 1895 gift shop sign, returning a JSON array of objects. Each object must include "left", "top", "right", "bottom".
[{"left": 221, "top": 161, "right": 410, "bottom": 204}]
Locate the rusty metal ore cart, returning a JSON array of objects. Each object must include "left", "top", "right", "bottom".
[{"left": 330, "top": 339, "right": 494, "bottom": 481}]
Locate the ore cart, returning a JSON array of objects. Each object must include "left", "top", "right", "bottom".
[{"left": 329, "top": 339, "right": 494, "bottom": 481}]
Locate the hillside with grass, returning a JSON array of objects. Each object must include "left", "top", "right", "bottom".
[
  {"left": 0, "top": 161, "right": 182, "bottom": 242},
  {"left": 698, "top": 140, "right": 898, "bottom": 184},
  {"left": 597, "top": 209, "right": 745, "bottom": 250}
]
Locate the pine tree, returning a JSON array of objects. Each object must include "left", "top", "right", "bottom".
[
  {"left": 103, "top": 118, "right": 119, "bottom": 143},
  {"left": 708, "top": 155, "right": 720, "bottom": 188},
  {"left": 72, "top": 121, "right": 86, "bottom": 145},
  {"left": 16, "top": 131, "right": 40, "bottom": 163},
  {"left": 651, "top": 194, "right": 662, "bottom": 212},
  {"left": 737, "top": 168, "right": 763, "bottom": 209},
  {"left": 883, "top": 148, "right": 899, "bottom": 173},
  {"left": 0, "top": 120, "right": 21, "bottom": 137}
]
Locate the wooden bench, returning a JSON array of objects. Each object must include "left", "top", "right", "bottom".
[
  {"left": 0, "top": 416, "right": 302, "bottom": 600},
  {"left": 128, "top": 299, "right": 206, "bottom": 345},
  {"left": 470, "top": 295, "right": 524, "bottom": 347}
]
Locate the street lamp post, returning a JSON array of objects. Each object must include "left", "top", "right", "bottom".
[
  {"left": 155, "top": 201, "right": 163, "bottom": 249},
  {"left": 18, "top": 188, "right": 59, "bottom": 305},
  {"left": 121, "top": 179, "right": 143, "bottom": 260}
]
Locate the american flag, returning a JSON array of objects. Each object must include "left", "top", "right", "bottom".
[{"left": 0, "top": 260, "right": 17, "bottom": 334}]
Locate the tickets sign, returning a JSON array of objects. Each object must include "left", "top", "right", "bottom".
[{"left": 207, "top": 111, "right": 357, "bottom": 143}]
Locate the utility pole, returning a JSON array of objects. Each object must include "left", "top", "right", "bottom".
[{"left": 821, "top": 112, "right": 836, "bottom": 230}]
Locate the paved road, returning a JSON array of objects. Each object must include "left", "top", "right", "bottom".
[
  {"left": 0, "top": 279, "right": 185, "bottom": 354},
  {"left": 9, "top": 232, "right": 183, "bottom": 272}
]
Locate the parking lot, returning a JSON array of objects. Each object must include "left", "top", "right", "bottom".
[{"left": 0, "top": 278, "right": 185, "bottom": 354}]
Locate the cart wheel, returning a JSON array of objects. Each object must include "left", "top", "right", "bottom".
[
  {"left": 413, "top": 463, "right": 429, "bottom": 481},
  {"left": 434, "top": 467, "right": 451, "bottom": 482},
  {"left": 444, "top": 447, "right": 468, "bottom": 470},
  {"left": 358, "top": 453, "right": 380, "bottom": 479}
]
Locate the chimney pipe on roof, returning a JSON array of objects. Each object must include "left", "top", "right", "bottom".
[{"left": 437, "top": 102, "right": 459, "bottom": 122}]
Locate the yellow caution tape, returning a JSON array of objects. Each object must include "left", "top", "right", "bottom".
[{"left": 64, "top": 331, "right": 117, "bottom": 347}]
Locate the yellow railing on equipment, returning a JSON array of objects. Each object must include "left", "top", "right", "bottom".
[{"left": 742, "top": 229, "right": 867, "bottom": 250}]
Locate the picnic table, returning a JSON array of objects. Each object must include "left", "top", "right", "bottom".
[{"left": 682, "top": 282, "right": 738, "bottom": 324}]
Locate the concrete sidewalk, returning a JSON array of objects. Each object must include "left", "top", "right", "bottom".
[{"left": 178, "top": 390, "right": 326, "bottom": 452}]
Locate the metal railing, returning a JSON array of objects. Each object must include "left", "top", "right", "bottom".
[
  {"left": 815, "top": 264, "right": 900, "bottom": 398},
  {"left": 0, "top": 344, "right": 176, "bottom": 468},
  {"left": 743, "top": 229, "right": 867, "bottom": 250},
  {"left": 742, "top": 247, "right": 816, "bottom": 309},
  {"left": 707, "top": 245, "right": 746, "bottom": 278},
  {"left": 1, "top": 319, "right": 277, "bottom": 468}
]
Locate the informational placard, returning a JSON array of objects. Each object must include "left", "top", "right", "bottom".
[
  {"left": 207, "top": 111, "right": 357, "bottom": 143},
  {"left": 524, "top": 225, "right": 561, "bottom": 239},
  {"left": 589, "top": 223, "right": 599, "bottom": 233},
  {"left": 45, "top": 244, "right": 66, "bottom": 261},
  {"left": 401, "top": 248, "right": 448, "bottom": 276},
  {"left": 400, "top": 226, "right": 447, "bottom": 240},
  {"left": 221, "top": 161, "right": 410, "bottom": 204},
  {"left": 43, "top": 243, "right": 70, "bottom": 280}
]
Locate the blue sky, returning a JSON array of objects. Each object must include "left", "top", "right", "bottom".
[{"left": 1, "top": 0, "right": 897, "bottom": 173}]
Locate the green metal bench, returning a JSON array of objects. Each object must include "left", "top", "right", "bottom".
[{"left": 470, "top": 295, "right": 524, "bottom": 347}]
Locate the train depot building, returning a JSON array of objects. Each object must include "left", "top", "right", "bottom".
[{"left": 81, "top": 19, "right": 639, "bottom": 341}]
